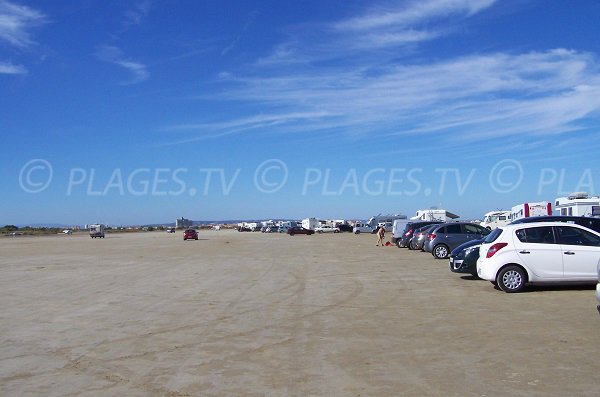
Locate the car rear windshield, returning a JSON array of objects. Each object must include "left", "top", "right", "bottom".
[{"left": 483, "top": 228, "right": 502, "bottom": 243}]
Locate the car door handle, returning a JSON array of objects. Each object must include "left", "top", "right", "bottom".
[
  {"left": 519, "top": 250, "right": 530, "bottom": 254},
  {"left": 564, "top": 251, "right": 575, "bottom": 255}
]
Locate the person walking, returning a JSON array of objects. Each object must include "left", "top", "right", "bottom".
[{"left": 376, "top": 225, "right": 385, "bottom": 246}]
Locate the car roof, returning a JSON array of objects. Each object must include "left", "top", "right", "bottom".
[
  {"left": 498, "top": 221, "right": 600, "bottom": 233},
  {"left": 510, "top": 215, "right": 600, "bottom": 224}
]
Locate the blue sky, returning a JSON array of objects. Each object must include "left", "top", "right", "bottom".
[{"left": 2, "top": 0, "right": 600, "bottom": 225}]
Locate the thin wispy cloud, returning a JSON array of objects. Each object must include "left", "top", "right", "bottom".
[
  {"left": 123, "top": 0, "right": 152, "bottom": 27},
  {"left": 173, "top": 49, "right": 600, "bottom": 146},
  {"left": 96, "top": 45, "right": 149, "bottom": 85},
  {"left": 163, "top": 0, "right": 600, "bottom": 150},
  {"left": 221, "top": 10, "right": 259, "bottom": 56},
  {"left": 0, "top": 60, "right": 25, "bottom": 74},
  {"left": 0, "top": 0, "right": 46, "bottom": 48},
  {"left": 336, "top": 0, "right": 496, "bottom": 31}
]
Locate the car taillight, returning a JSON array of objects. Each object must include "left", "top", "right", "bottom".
[
  {"left": 404, "top": 229, "right": 412, "bottom": 236},
  {"left": 427, "top": 233, "right": 436, "bottom": 240},
  {"left": 486, "top": 242, "right": 508, "bottom": 258}
]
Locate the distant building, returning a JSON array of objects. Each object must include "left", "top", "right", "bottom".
[{"left": 176, "top": 217, "right": 192, "bottom": 229}]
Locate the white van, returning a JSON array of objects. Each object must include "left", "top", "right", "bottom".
[
  {"left": 391, "top": 219, "right": 411, "bottom": 242},
  {"left": 353, "top": 222, "right": 374, "bottom": 234}
]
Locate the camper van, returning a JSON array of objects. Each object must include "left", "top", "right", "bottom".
[
  {"left": 89, "top": 224, "right": 105, "bottom": 238},
  {"left": 480, "top": 210, "right": 511, "bottom": 230},
  {"left": 411, "top": 209, "right": 459, "bottom": 222},
  {"left": 555, "top": 192, "right": 600, "bottom": 217},
  {"left": 353, "top": 222, "right": 374, "bottom": 234},
  {"left": 510, "top": 201, "right": 552, "bottom": 221}
]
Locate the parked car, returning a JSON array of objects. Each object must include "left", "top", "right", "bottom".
[
  {"left": 183, "top": 229, "right": 198, "bottom": 240},
  {"left": 315, "top": 225, "right": 340, "bottom": 233},
  {"left": 337, "top": 224, "right": 354, "bottom": 233},
  {"left": 287, "top": 227, "right": 315, "bottom": 236},
  {"left": 477, "top": 222, "right": 600, "bottom": 293},
  {"left": 596, "top": 259, "right": 600, "bottom": 309},
  {"left": 353, "top": 222, "right": 374, "bottom": 234},
  {"left": 396, "top": 221, "right": 443, "bottom": 248},
  {"left": 409, "top": 224, "right": 439, "bottom": 251},
  {"left": 448, "top": 238, "right": 484, "bottom": 277},
  {"left": 424, "top": 222, "right": 490, "bottom": 259},
  {"left": 509, "top": 215, "right": 600, "bottom": 233},
  {"left": 166, "top": 227, "right": 176, "bottom": 233}
]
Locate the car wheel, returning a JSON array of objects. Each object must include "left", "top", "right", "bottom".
[
  {"left": 432, "top": 244, "right": 449, "bottom": 259},
  {"left": 317, "top": 230, "right": 323, "bottom": 234},
  {"left": 407, "top": 241, "right": 415, "bottom": 250},
  {"left": 355, "top": 230, "right": 360, "bottom": 234},
  {"left": 496, "top": 265, "right": 526, "bottom": 293},
  {"left": 396, "top": 240, "right": 402, "bottom": 248}
]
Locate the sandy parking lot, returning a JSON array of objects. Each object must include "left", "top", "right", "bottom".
[{"left": 1, "top": 230, "right": 599, "bottom": 396}]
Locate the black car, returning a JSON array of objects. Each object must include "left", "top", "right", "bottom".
[
  {"left": 337, "top": 224, "right": 354, "bottom": 233},
  {"left": 448, "top": 238, "right": 484, "bottom": 277},
  {"left": 397, "top": 221, "right": 443, "bottom": 248},
  {"left": 287, "top": 227, "right": 315, "bottom": 236},
  {"left": 509, "top": 216, "right": 600, "bottom": 233}
]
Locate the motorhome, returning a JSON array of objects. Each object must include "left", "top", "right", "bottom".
[
  {"left": 302, "top": 218, "right": 319, "bottom": 230},
  {"left": 411, "top": 209, "right": 459, "bottom": 222},
  {"left": 89, "top": 224, "right": 105, "bottom": 238},
  {"left": 510, "top": 201, "right": 552, "bottom": 221},
  {"left": 554, "top": 192, "right": 600, "bottom": 217},
  {"left": 480, "top": 210, "right": 511, "bottom": 230},
  {"left": 366, "top": 214, "right": 407, "bottom": 229}
]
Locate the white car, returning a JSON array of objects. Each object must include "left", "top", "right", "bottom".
[
  {"left": 596, "top": 259, "right": 600, "bottom": 306},
  {"left": 477, "top": 222, "right": 600, "bottom": 293},
  {"left": 315, "top": 225, "right": 340, "bottom": 234}
]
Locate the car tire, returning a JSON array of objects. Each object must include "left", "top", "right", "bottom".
[
  {"left": 407, "top": 241, "right": 415, "bottom": 250},
  {"left": 355, "top": 230, "right": 360, "bottom": 234},
  {"left": 496, "top": 265, "right": 526, "bottom": 293},
  {"left": 317, "top": 230, "right": 323, "bottom": 234},
  {"left": 396, "top": 240, "right": 402, "bottom": 248},
  {"left": 432, "top": 244, "right": 449, "bottom": 259}
]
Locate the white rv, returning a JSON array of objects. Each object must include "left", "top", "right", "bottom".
[
  {"left": 89, "top": 224, "right": 105, "bottom": 238},
  {"left": 554, "top": 192, "right": 600, "bottom": 217},
  {"left": 510, "top": 201, "right": 552, "bottom": 221},
  {"left": 366, "top": 214, "right": 407, "bottom": 230},
  {"left": 411, "top": 209, "right": 459, "bottom": 222},
  {"left": 480, "top": 210, "right": 511, "bottom": 230},
  {"left": 302, "top": 217, "right": 319, "bottom": 230}
]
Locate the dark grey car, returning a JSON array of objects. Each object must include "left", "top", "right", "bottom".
[
  {"left": 409, "top": 224, "right": 439, "bottom": 251},
  {"left": 423, "top": 222, "right": 490, "bottom": 259}
]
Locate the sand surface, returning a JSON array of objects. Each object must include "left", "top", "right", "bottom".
[{"left": 1, "top": 230, "right": 599, "bottom": 396}]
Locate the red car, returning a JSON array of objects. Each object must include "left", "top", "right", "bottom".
[
  {"left": 183, "top": 229, "right": 198, "bottom": 240},
  {"left": 287, "top": 227, "right": 315, "bottom": 236}
]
